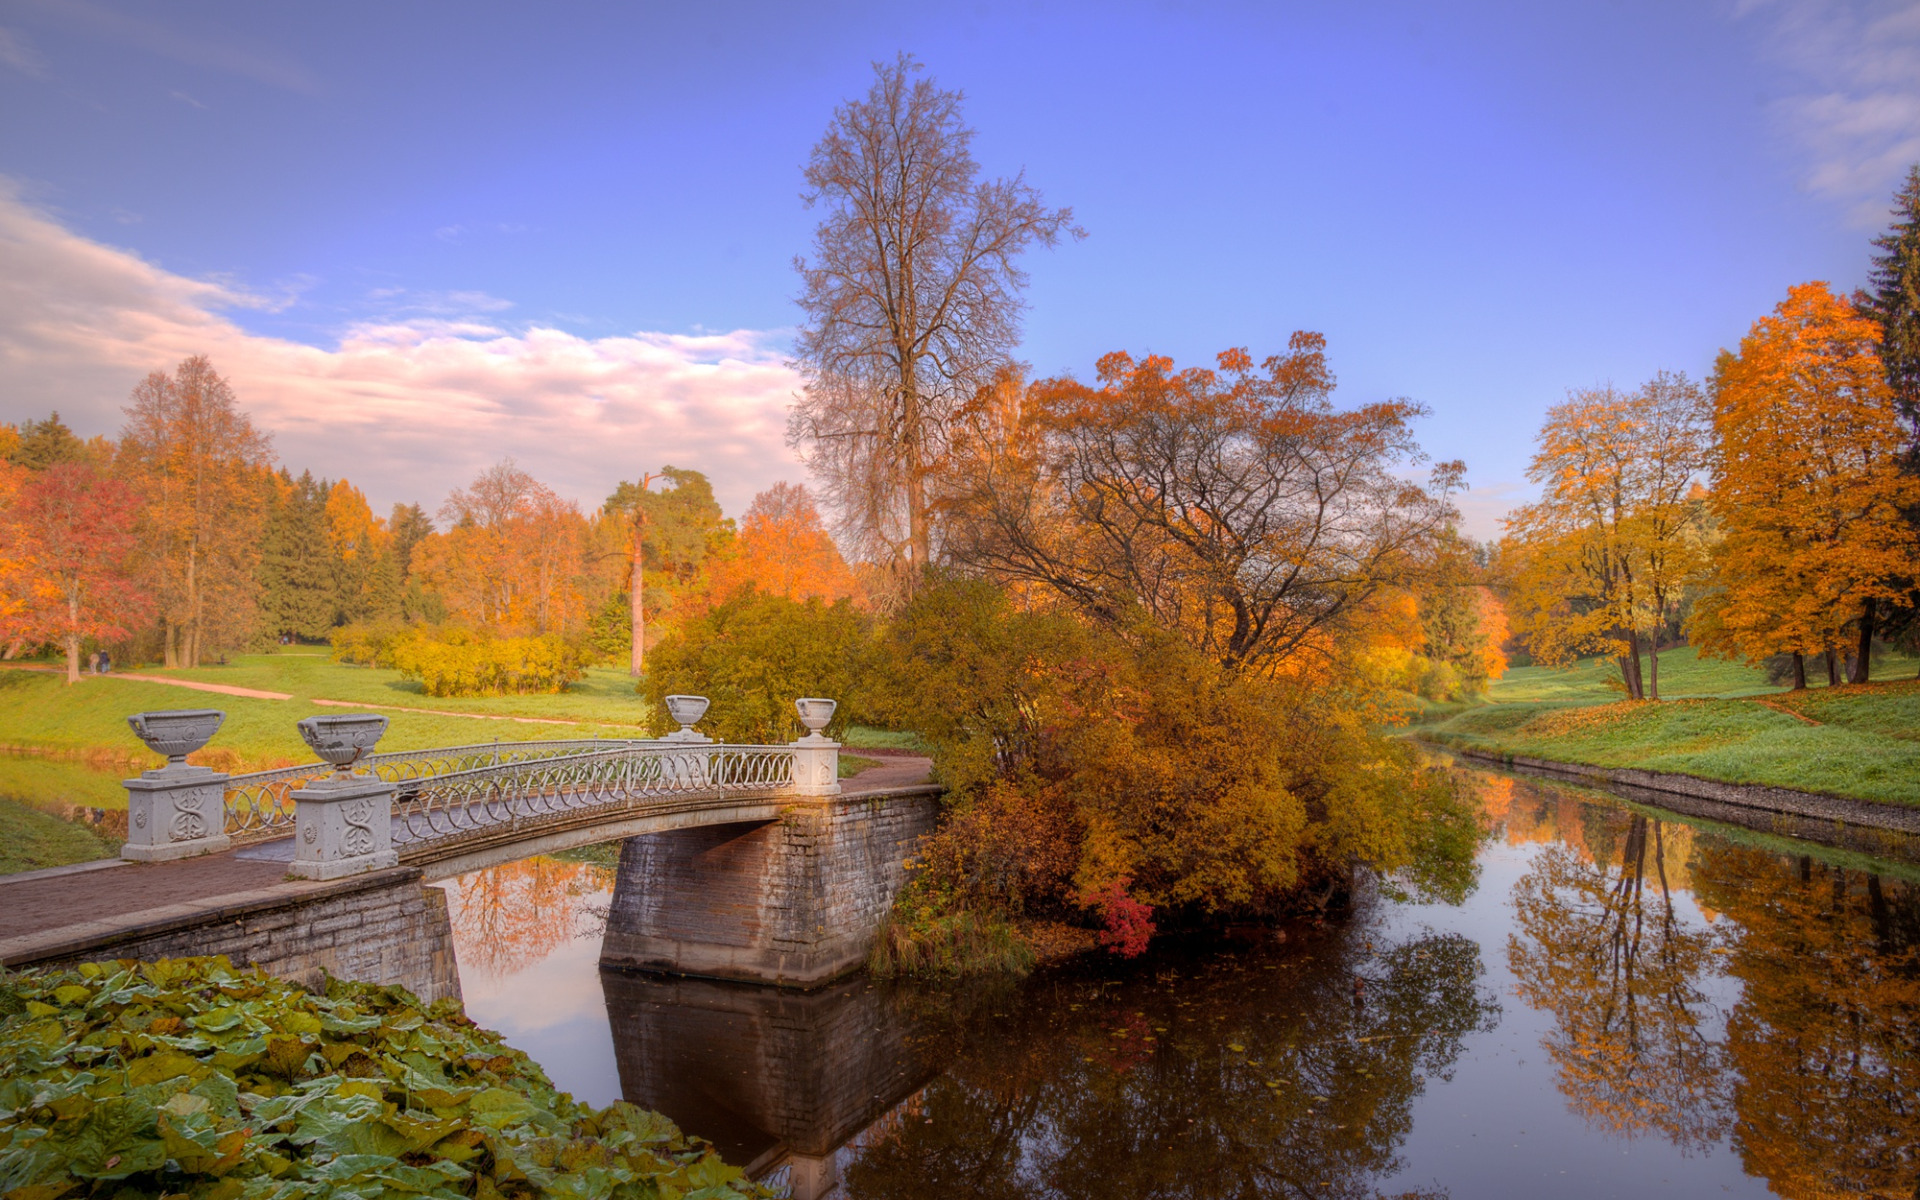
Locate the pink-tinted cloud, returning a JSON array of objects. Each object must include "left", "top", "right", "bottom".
[{"left": 0, "top": 184, "right": 805, "bottom": 520}]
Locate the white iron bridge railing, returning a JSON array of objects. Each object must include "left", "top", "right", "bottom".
[
  {"left": 221, "top": 738, "right": 655, "bottom": 838},
  {"left": 388, "top": 742, "right": 797, "bottom": 847}
]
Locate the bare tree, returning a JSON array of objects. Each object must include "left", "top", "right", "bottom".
[{"left": 790, "top": 53, "right": 1081, "bottom": 590}]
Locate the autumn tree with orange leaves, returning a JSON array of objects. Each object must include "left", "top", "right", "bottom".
[
  {"left": 705, "top": 482, "right": 861, "bottom": 607},
  {"left": 0, "top": 461, "right": 154, "bottom": 682},
  {"left": 418, "top": 460, "right": 594, "bottom": 636},
  {"left": 1503, "top": 373, "right": 1712, "bottom": 699},
  {"left": 949, "top": 338, "right": 1464, "bottom": 676},
  {"left": 1690, "top": 283, "right": 1920, "bottom": 686}
]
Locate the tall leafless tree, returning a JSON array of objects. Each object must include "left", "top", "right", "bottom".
[{"left": 790, "top": 54, "right": 1080, "bottom": 592}]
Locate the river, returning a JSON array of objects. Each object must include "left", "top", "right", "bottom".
[{"left": 435, "top": 765, "right": 1919, "bottom": 1199}]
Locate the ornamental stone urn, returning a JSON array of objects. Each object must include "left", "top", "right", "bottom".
[
  {"left": 297, "top": 714, "right": 390, "bottom": 775},
  {"left": 662, "top": 694, "right": 712, "bottom": 743},
  {"left": 790, "top": 697, "right": 840, "bottom": 798},
  {"left": 794, "top": 698, "right": 837, "bottom": 741},
  {"left": 122, "top": 709, "right": 232, "bottom": 862},
  {"left": 289, "top": 713, "right": 398, "bottom": 880},
  {"left": 127, "top": 709, "right": 226, "bottom": 767}
]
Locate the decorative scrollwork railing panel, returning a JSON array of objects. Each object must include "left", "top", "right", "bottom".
[
  {"left": 391, "top": 744, "right": 797, "bottom": 847},
  {"left": 220, "top": 737, "right": 654, "bottom": 837}
]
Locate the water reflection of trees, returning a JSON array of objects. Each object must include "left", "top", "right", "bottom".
[
  {"left": 1502, "top": 776, "right": 1920, "bottom": 1199},
  {"left": 444, "top": 856, "right": 613, "bottom": 977},
  {"left": 842, "top": 927, "right": 1497, "bottom": 1200},
  {"left": 1507, "top": 814, "right": 1729, "bottom": 1151},
  {"left": 1693, "top": 847, "right": 1920, "bottom": 1199}
]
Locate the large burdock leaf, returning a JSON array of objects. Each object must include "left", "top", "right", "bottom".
[
  {"left": 37, "top": 1095, "right": 166, "bottom": 1180},
  {"left": 263, "top": 1034, "right": 316, "bottom": 1080},
  {"left": 2, "top": 957, "right": 772, "bottom": 1199}
]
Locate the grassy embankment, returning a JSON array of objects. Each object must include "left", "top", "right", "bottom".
[
  {"left": 0, "top": 650, "right": 893, "bottom": 874},
  {"left": 1416, "top": 645, "right": 1920, "bottom": 807}
]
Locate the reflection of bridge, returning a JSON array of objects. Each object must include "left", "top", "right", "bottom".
[
  {"left": 603, "top": 970, "right": 932, "bottom": 1200},
  {"left": 1, "top": 703, "right": 940, "bottom": 998}
]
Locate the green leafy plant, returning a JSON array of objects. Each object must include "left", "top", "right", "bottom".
[{"left": 0, "top": 956, "right": 766, "bottom": 1199}]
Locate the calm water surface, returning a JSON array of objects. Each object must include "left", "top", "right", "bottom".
[{"left": 435, "top": 768, "right": 1920, "bottom": 1199}]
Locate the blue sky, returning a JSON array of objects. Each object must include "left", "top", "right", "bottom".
[{"left": 1, "top": 0, "right": 1916, "bottom": 529}]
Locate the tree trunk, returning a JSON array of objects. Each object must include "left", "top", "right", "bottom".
[
  {"left": 904, "top": 384, "right": 929, "bottom": 592},
  {"left": 1824, "top": 649, "right": 1839, "bottom": 687},
  {"left": 184, "top": 540, "right": 200, "bottom": 669},
  {"left": 1791, "top": 651, "right": 1807, "bottom": 690},
  {"left": 1648, "top": 626, "right": 1661, "bottom": 701},
  {"left": 164, "top": 621, "right": 180, "bottom": 669},
  {"left": 65, "top": 636, "right": 80, "bottom": 685},
  {"left": 1617, "top": 630, "right": 1645, "bottom": 699},
  {"left": 1850, "top": 597, "right": 1876, "bottom": 684},
  {"left": 628, "top": 547, "right": 645, "bottom": 677}
]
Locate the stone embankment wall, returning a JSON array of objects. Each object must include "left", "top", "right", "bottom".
[
  {"left": 11, "top": 869, "right": 462, "bottom": 1005},
  {"left": 1447, "top": 745, "right": 1920, "bottom": 858},
  {"left": 600, "top": 789, "right": 942, "bottom": 987}
]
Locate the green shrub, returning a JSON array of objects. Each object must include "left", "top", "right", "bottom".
[
  {"left": 384, "top": 629, "right": 587, "bottom": 698},
  {"left": 0, "top": 956, "right": 765, "bottom": 1199},
  {"left": 642, "top": 589, "right": 868, "bottom": 743}
]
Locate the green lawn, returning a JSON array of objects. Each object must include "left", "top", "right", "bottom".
[
  {"left": 0, "top": 659, "right": 651, "bottom": 779},
  {"left": 1420, "top": 646, "right": 1920, "bottom": 807},
  {"left": 0, "top": 795, "right": 118, "bottom": 874},
  {"left": 1487, "top": 643, "right": 1919, "bottom": 703},
  {"left": 0, "top": 651, "right": 916, "bottom": 869}
]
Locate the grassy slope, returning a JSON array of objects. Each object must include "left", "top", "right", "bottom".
[
  {"left": 0, "top": 660, "right": 650, "bottom": 780},
  {"left": 1420, "top": 646, "right": 1920, "bottom": 806},
  {"left": 0, "top": 796, "right": 117, "bottom": 874}
]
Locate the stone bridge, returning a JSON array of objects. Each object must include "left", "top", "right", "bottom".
[{"left": 1, "top": 699, "right": 941, "bottom": 1000}]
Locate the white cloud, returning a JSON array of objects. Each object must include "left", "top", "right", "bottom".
[
  {"left": 1742, "top": 0, "right": 1920, "bottom": 221},
  {"left": 0, "top": 25, "right": 47, "bottom": 77},
  {"left": 1454, "top": 479, "right": 1535, "bottom": 543},
  {"left": 0, "top": 184, "right": 806, "bottom": 520},
  {"left": 15, "top": 0, "right": 319, "bottom": 94}
]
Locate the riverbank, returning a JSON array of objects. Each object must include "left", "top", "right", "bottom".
[{"left": 1418, "top": 682, "right": 1920, "bottom": 808}]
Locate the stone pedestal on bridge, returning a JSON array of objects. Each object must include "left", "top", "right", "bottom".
[
  {"left": 122, "top": 765, "right": 232, "bottom": 862},
  {"left": 598, "top": 791, "right": 940, "bottom": 987},
  {"left": 288, "top": 773, "right": 399, "bottom": 881}
]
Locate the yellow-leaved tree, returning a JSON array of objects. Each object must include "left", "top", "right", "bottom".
[
  {"left": 119, "top": 357, "right": 274, "bottom": 667},
  {"left": 1503, "top": 373, "right": 1712, "bottom": 698},
  {"left": 1690, "top": 282, "right": 1920, "bottom": 686}
]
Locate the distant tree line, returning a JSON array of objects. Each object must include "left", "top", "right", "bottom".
[
  {"left": 1497, "top": 166, "right": 1920, "bottom": 695},
  {"left": 0, "top": 357, "right": 865, "bottom": 686}
]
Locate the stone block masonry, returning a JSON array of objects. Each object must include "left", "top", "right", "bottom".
[
  {"left": 599, "top": 788, "right": 941, "bottom": 987},
  {"left": 4, "top": 868, "right": 462, "bottom": 1005}
]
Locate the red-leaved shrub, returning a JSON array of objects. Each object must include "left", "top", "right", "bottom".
[{"left": 1084, "top": 877, "right": 1156, "bottom": 958}]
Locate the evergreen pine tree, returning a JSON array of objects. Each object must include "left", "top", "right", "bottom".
[
  {"left": 1860, "top": 164, "right": 1920, "bottom": 666},
  {"left": 5, "top": 413, "right": 88, "bottom": 469},
  {"left": 255, "top": 471, "right": 337, "bottom": 642},
  {"left": 1863, "top": 164, "right": 1920, "bottom": 455}
]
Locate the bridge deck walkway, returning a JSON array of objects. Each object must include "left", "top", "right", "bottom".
[{"left": 0, "top": 756, "right": 934, "bottom": 967}]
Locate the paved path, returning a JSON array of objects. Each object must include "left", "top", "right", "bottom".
[
  {"left": 0, "top": 664, "right": 292, "bottom": 700},
  {"left": 0, "top": 664, "right": 641, "bottom": 729},
  {"left": 0, "top": 757, "right": 935, "bottom": 961}
]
